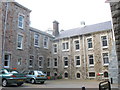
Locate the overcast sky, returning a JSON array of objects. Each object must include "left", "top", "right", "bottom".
[{"left": 15, "top": 0, "right": 112, "bottom": 31}]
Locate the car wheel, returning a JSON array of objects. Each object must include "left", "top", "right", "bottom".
[
  {"left": 2, "top": 79, "right": 8, "bottom": 87},
  {"left": 31, "top": 79, "right": 35, "bottom": 84},
  {"left": 17, "top": 83, "right": 23, "bottom": 86},
  {"left": 41, "top": 81, "right": 44, "bottom": 84}
]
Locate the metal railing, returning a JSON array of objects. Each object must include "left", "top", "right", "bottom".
[{"left": 99, "top": 81, "right": 111, "bottom": 90}]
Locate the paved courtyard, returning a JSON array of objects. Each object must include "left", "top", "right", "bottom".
[{"left": 0, "top": 79, "right": 119, "bottom": 89}]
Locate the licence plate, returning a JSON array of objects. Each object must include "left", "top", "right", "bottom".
[
  {"left": 41, "top": 75, "right": 44, "bottom": 77},
  {"left": 18, "top": 80, "right": 24, "bottom": 81}
]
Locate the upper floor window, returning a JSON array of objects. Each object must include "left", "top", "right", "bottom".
[
  {"left": 75, "top": 56, "right": 80, "bottom": 67},
  {"left": 102, "top": 53, "right": 109, "bottom": 65},
  {"left": 62, "top": 42, "right": 69, "bottom": 50},
  {"left": 53, "top": 44, "right": 57, "bottom": 53},
  {"left": 64, "top": 57, "right": 68, "bottom": 67},
  {"left": 34, "top": 33, "right": 40, "bottom": 47},
  {"left": 88, "top": 54, "right": 94, "bottom": 66},
  {"left": 74, "top": 40, "right": 80, "bottom": 50},
  {"left": 29, "top": 55, "right": 34, "bottom": 67},
  {"left": 43, "top": 36, "right": 49, "bottom": 48},
  {"left": 18, "top": 15, "right": 24, "bottom": 29},
  {"left": 87, "top": 38, "right": 93, "bottom": 49},
  {"left": 54, "top": 58, "right": 58, "bottom": 67},
  {"left": 101, "top": 36, "right": 108, "bottom": 47},
  {"left": 17, "top": 34, "right": 23, "bottom": 49}
]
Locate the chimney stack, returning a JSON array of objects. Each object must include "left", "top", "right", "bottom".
[{"left": 53, "top": 20, "right": 59, "bottom": 37}]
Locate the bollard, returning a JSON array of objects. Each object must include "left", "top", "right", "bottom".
[
  {"left": 82, "top": 87, "right": 86, "bottom": 90},
  {"left": 111, "top": 78, "right": 113, "bottom": 84}
]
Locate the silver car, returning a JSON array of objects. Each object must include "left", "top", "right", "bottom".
[{"left": 25, "top": 70, "right": 47, "bottom": 84}]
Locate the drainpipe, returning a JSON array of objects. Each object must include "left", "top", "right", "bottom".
[
  {"left": 82, "top": 35, "right": 86, "bottom": 79},
  {"left": 2, "top": 2, "right": 9, "bottom": 68}
]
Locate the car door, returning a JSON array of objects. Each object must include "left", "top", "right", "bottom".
[
  {"left": 26, "top": 71, "right": 35, "bottom": 82},
  {"left": 0, "top": 70, "right": 2, "bottom": 85}
]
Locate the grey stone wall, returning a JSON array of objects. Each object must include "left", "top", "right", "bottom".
[
  {"left": 110, "top": 1, "right": 120, "bottom": 87},
  {"left": 2, "top": 2, "right": 31, "bottom": 71},
  {"left": 0, "top": 2, "right": 2, "bottom": 69},
  {"left": 53, "top": 30, "right": 113, "bottom": 80},
  {"left": 29, "top": 28, "right": 53, "bottom": 74}
]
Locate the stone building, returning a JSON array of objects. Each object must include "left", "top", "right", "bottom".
[
  {"left": 52, "top": 21, "right": 114, "bottom": 80},
  {"left": 109, "top": 1, "right": 120, "bottom": 86},
  {"left": 0, "top": 2, "right": 54, "bottom": 75},
  {"left": 1, "top": 2, "right": 31, "bottom": 71},
  {"left": 28, "top": 27, "right": 54, "bottom": 75},
  {"left": 1, "top": 1, "right": 117, "bottom": 81}
]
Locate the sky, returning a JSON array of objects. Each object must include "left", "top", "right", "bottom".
[{"left": 15, "top": 0, "right": 112, "bottom": 31}]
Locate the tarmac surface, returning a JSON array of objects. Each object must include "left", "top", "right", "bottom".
[{"left": 0, "top": 79, "right": 119, "bottom": 89}]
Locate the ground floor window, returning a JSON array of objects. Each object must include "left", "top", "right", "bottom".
[
  {"left": 89, "top": 72, "right": 95, "bottom": 78},
  {"left": 104, "top": 72, "right": 108, "bottom": 77},
  {"left": 4, "top": 54, "right": 11, "bottom": 68},
  {"left": 64, "top": 72, "right": 68, "bottom": 78},
  {"left": 76, "top": 73, "right": 80, "bottom": 79},
  {"left": 47, "top": 72, "right": 50, "bottom": 76},
  {"left": 18, "top": 58, "right": 22, "bottom": 65},
  {"left": 29, "top": 55, "right": 34, "bottom": 67},
  {"left": 54, "top": 73, "right": 57, "bottom": 76}
]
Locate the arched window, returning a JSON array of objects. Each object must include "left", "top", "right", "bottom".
[
  {"left": 76, "top": 73, "right": 80, "bottom": 78},
  {"left": 64, "top": 72, "right": 68, "bottom": 78},
  {"left": 104, "top": 72, "right": 108, "bottom": 77}
]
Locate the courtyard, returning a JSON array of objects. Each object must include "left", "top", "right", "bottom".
[{"left": 1, "top": 79, "right": 118, "bottom": 89}]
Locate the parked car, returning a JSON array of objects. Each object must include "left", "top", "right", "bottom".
[
  {"left": 0, "top": 68, "right": 26, "bottom": 87},
  {"left": 24, "top": 70, "right": 47, "bottom": 84}
]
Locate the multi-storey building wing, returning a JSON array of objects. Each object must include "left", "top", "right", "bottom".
[
  {"left": 28, "top": 27, "right": 54, "bottom": 75},
  {"left": 1, "top": 2, "right": 31, "bottom": 71},
  {"left": 53, "top": 21, "right": 113, "bottom": 80}
]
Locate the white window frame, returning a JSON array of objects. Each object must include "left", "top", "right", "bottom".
[
  {"left": 88, "top": 72, "right": 96, "bottom": 78},
  {"left": 38, "top": 56, "right": 44, "bottom": 68},
  {"left": 64, "top": 71, "right": 68, "bottom": 79},
  {"left": 103, "top": 71, "right": 109, "bottom": 79},
  {"left": 53, "top": 43, "right": 58, "bottom": 54},
  {"left": 101, "top": 35, "right": 109, "bottom": 49},
  {"left": 17, "top": 34, "right": 24, "bottom": 50},
  {"left": 86, "top": 37, "right": 93, "bottom": 50},
  {"left": 62, "top": 41, "right": 69, "bottom": 51},
  {"left": 63, "top": 56, "right": 69, "bottom": 68},
  {"left": 47, "top": 57, "right": 51, "bottom": 68},
  {"left": 18, "top": 14, "right": 25, "bottom": 29},
  {"left": 88, "top": 54, "right": 94, "bottom": 67},
  {"left": 34, "top": 33, "right": 40, "bottom": 47},
  {"left": 43, "top": 36, "right": 49, "bottom": 49},
  {"left": 53, "top": 58, "right": 58, "bottom": 68},
  {"left": 4, "top": 54, "right": 11, "bottom": 68},
  {"left": 74, "top": 55, "right": 81, "bottom": 67},
  {"left": 29, "top": 55, "right": 34, "bottom": 67},
  {"left": 102, "top": 52, "right": 109, "bottom": 66},
  {"left": 18, "top": 58, "right": 22, "bottom": 66},
  {"left": 75, "top": 71, "right": 81, "bottom": 79},
  {"left": 74, "top": 39, "right": 80, "bottom": 51}
]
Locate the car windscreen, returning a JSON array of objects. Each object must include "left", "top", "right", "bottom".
[
  {"left": 37, "top": 71, "right": 44, "bottom": 75},
  {"left": 8, "top": 70, "right": 19, "bottom": 73}
]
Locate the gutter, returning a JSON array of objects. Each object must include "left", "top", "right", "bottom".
[{"left": 2, "top": 2, "right": 9, "bottom": 68}]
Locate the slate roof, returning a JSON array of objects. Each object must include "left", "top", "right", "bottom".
[
  {"left": 30, "top": 27, "right": 54, "bottom": 38},
  {"left": 55, "top": 21, "right": 112, "bottom": 39}
]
